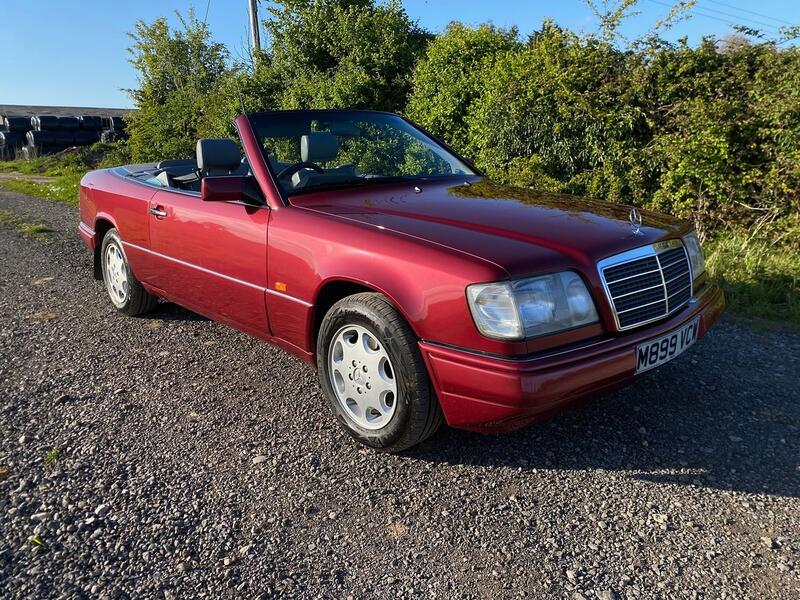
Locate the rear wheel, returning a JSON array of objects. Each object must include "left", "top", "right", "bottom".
[
  {"left": 317, "top": 293, "right": 443, "bottom": 452},
  {"left": 100, "top": 228, "right": 158, "bottom": 316}
]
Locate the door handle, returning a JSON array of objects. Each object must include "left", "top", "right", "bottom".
[{"left": 149, "top": 207, "right": 167, "bottom": 218}]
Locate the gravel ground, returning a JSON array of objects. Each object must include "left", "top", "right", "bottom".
[{"left": 0, "top": 188, "right": 798, "bottom": 599}]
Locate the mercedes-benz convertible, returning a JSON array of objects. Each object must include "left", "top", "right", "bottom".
[{"left": 78, "top": 110, "right": 725, "bottom": 451}]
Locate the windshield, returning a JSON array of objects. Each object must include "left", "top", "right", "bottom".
[{"left": 248, "top": 111, "right": 476, "bottom": 196}]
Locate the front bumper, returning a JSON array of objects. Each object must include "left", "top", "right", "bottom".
[{"left": 419, "top": 283, "right": 725, "bottom": 432}]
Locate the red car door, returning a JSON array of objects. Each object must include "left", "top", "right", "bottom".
[{"left": 144, "top": 189, "right": 271, "bottom": 338}]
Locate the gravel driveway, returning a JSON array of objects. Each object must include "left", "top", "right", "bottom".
[{"left": 1, "top": 188, "right": 798, "bottom": 599}]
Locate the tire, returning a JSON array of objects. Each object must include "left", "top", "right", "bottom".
[
  {"left": 316, "top": 292, "right": 443, "bottom": 452},
  {"left": 0, "top": 131, "right": 24, "bottom": 147},
  {"left": 110, "top": 116, "right": 126, "bottom": 132},
  {"left": 5, "top": 116, "right": 31, "bottom": 132},
  {"left": 51, "top": 131, "right": 75, "bottom": 145},
  {"left": 100, "top": 229, "right": 158, "bottom": 316},
  {"left": 78, "top": 115, "right": 103, "bottom": 131},
  {"left": 33, "top": 115, "right": 59, "bottom": 131},
  {"left": 73, "top": 130, "right": 99, "bottom": 145},
  {"left": 58, "top": 116, "right": 80, "bottom": 131},
  {"left": 26, "top": 130, "right": 54, "bottom": 146}
]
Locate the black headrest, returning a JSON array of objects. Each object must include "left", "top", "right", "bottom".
[
  {"left": 301, "top": 132, "right": 338, "bottom": 163},
  {"left": 196, "top": 139, "right": 241, "bottom": 174}
]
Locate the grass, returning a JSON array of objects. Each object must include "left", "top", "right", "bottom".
[
  {"left": 17, "top": 222, "right": 52, "bottom": 235},
  {"left": 0, "top": 142, "right": 129, "bottom": 205},
  {"left": 706, "top": 231, "right": 800, "bottom": 329},
  {"left": 0, "top": 173, "right": 83, "bottom": 205},
  {"left": 0, "top": 209, "right": 51, "bottom": 237},
  {"left": 44, "top": 448, "right": 62, "bottom": 468}
]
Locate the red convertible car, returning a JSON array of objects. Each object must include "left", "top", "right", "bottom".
[{"left": 78, "top": 110, "right": 725, "bottom": 451}]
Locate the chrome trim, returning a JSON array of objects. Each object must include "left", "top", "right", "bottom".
[
  {"left": 122, "top": 241, "right": 266, "bottom": 291},
  {"left": 628, "top": 207, "right": 643, "bottom": 235},
  {"left": 605, "top": 267, "right": 662, "bottom": 285},
  {"left": 617, "top": 298, "right": 665, "bottom": 314},
  {"left": 597, "top": 239, "right": 692, "bottom": 331},
  {"left": 613, "top": 282, "right": 663, "bottom": 299},
  {"left": 664, "top": 271, "right": 688, "bottom": 285},
  {"left": 668, "top": 282, "right": 692, "bottom": 299},
  {"left": 266, "top": 287, "right": 313, "bottom": 307},
  {"left": 122, "top": 241, "right": 314, "bottom": 308},
  {"left": 78, "top": 221, "right": 95, "bottom": 236},
  {"left": 123, "top": 240, "right": 313, "bottom": 307}
]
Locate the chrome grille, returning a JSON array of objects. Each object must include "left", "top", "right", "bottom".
[{"left": 598, "top": 240, "right": 693, "bottom": 330}]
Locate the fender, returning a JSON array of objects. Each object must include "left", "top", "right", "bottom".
[{"left": 264, "top": 206, "right": 529, "bottom": 358}]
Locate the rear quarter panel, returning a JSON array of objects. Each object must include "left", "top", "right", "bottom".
[{"left": 80, "top": 169, "right": 157, "bottom": 277}]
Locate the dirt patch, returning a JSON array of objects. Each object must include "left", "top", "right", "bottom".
[{"left": 0, "top": 173, "right": 57, "bottom": 184}]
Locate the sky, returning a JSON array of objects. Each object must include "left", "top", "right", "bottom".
[{"left": 1, "top": 0, "right": 798, "bottom": 109}]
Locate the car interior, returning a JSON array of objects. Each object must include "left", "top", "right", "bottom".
[
  {"left": 134, "top": 112, "right": 471, "bottom": 200},
  {"left": 149, "top": 139, "right": 251, "bottom": 191},
  {"left": 144, "top": 133, "right": 360, "bottom": 196},
  {"left": 276, "top": 131, "right": 361, "bottom": 190}
]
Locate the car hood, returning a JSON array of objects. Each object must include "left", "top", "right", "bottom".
[{"left": 292, "top": 179, "right": 689, "bottom": 278}]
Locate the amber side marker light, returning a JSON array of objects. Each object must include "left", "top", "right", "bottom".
[{"left": 275, "top": 282, "right": 288, "bottom": 292}]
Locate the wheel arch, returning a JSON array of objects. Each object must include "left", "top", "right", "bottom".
[
  {"left": 310, "top": 277, "right": 420, "bottom": 355},
  {"left": 92, "top": 216, "right": 116, "bottom": 280}
]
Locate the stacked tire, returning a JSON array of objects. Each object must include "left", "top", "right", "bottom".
[
  {"left": 23, "top": 114, "right": 108, "bottom": 155},
  {"left": 1, "top": 112, "right": 125, "bottom": 160},
  {"left": 0, "top": 131, "right": 25, "bottom": 158},
  {"left": 0, "top": 116, "right": 31, "bottom": 158},
  {"left": 100, "top": 115, "right": 127, "bottom": 143},
  {"left": 26, "top": 115, "right": 61, "bottom": 155},
  {"left": 4, "top": 116, "right": 32, "bottom": 133},
  {"left": 77, "top": 115, "right": 103, "bottom": 145}
]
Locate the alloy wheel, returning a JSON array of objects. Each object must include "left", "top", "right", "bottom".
[{"left": 328, "top": 324, "right": 398, "bottom": 430}]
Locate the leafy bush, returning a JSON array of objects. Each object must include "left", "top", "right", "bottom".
[
  {"left": 406, "top": 22, "right": 520, "bottom": 153},
  {"left": 409, "top": 23, "right": 800, "bottom": 244},
  {"left": 128, "top": 1, "right": 429, "bottom": 148},
  {"left": 125, "top": 10, "right": 228, "bottom": 161},
  {"left": 640, "top": 40, "right": 800, "bottom": 237},
  {"left": 465, "top": 22, "right": 646, "bottom": 202},
  {"left": 264, "top": 0, "right": 429, "bottom": 112}
]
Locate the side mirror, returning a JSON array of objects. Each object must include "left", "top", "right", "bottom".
[{"left": 201, "top": 175, "right": 264, "bottom": 205}]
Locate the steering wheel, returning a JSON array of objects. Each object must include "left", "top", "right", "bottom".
[{"left": 277, "top": 161, "right": 324, "bottom": 180}]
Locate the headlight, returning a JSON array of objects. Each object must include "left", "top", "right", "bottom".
[
  {"left": 467, "top": 272, "right": 599, "bottom": 340},
  {"left": 682, "top": 231, "right": 705, "bottom": 279}
]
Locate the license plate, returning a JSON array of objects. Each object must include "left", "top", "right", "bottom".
[{"left": 635, "top": 317, "right": 699, "bottom": 374}]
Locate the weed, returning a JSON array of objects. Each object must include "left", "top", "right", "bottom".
[
  {"left": 44, "top": 448, "right": 62, "bottom": 467},
  {"left": 706, "top": 232, "right": 800, "bottom": 329},
  {"left": 18, "top": 223, "right": 51, "bottom": 235}
]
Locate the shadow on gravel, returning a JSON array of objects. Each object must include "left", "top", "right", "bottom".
[
  {"left": 410, "top": 326, "right": 800, "bottom": 499},
  {"left": 147, "top": 303, "right": 210, "bottom": 322}
]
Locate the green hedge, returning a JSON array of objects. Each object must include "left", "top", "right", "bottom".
[
  {"left": 408, "top": 22, "right": 800, "bottom": 245},
  {"left": 125, "top": 2, "right": 800, "bottom": 249}
]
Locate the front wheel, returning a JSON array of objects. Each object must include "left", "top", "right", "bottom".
[
  {"left": 317, "top": 293, "right": 443, "bottom": 452},
  {"left": 100, "top": 228, "right": 158, "bottom": 316}
]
